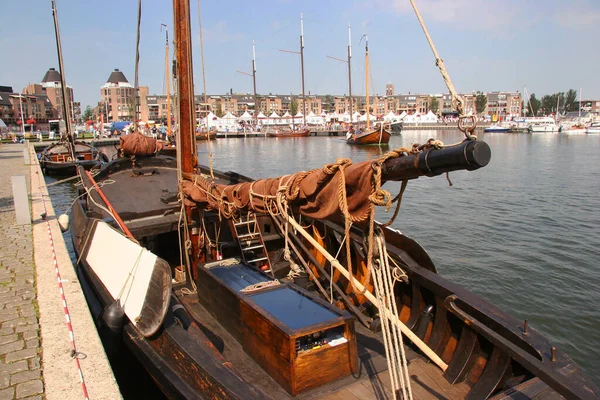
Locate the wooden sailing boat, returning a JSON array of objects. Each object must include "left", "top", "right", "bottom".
[
  {"left": 40, "top": 0, "right": 105, "bottom": 175},
  {"left": 346, "top": 35, "right": 391, "bottom": 146},
  {"left": 69, "top": 1, "right": 599, "bottom": 399}
]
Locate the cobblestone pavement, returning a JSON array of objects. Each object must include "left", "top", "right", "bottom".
[{"left": 0, "top": 144, "right": 43, "bottom": 400}]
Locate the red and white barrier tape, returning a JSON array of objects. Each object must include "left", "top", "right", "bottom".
[{"left": 37, "top": 171, "right": 90, "bottom": 400}]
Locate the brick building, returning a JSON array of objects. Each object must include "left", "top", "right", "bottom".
[{"left": 99, "top": 69, "right": 148, "bottom": 122}]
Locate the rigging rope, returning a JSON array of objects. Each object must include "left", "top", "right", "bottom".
[
  {"left": 133, "top": 0, "right": 142, "bottom": 132},
  {"left": 196, "top": 0, "right": 215, "bottom": 180},
  {"left": 408, "top": 0, "right": 477, "bottom": 139},
  {"left": 372, "top": 231, "right": 413, "bottom": 399}
]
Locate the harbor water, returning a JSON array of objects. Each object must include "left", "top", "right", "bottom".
[{"left": 46, "top": 130, "right": 600, "bottom": 389}]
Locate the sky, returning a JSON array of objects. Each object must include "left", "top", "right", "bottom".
[{"left": 1, "top": 0, "right": 599, "bottom": 109}]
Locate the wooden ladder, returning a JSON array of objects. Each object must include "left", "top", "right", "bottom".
[{"left": 232, "top": 213, "right": 272, "bottom": 274}]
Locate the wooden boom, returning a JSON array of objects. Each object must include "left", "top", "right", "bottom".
[{"left": 382, "top": 139, "right": 491, "bottom": 183}]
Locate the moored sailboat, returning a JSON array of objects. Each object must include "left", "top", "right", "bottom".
[
  {"left": 346, "top": 35, "right": 391, "bottom": 145},
  {"left": 68, "top": 1, "right": 599, "bottom": 399},
  {"left": 40, "top": 0, "right": 104, "bottom": 176}
]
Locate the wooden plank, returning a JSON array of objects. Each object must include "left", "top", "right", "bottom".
[
  {"left": 359, "top": 371, "right": 395, "bottom": 400},
  {"left": 346, "top": 381, "right": 376, "bottom": 399},
  {"left": 409, "top": 359, "right": 453, "bottom": 399},
  {"left": 429, "top": 297, "right": 450, "bottom": 356},
  {"left": 443, "top": 327, "right": 480, "bottom": 384},
  {"left": 319, "top": 388, "right": 361, "bottom": 400},
  {"left": 416, "top": 357, "right": 472, "bottom": 399},
  {"left": 466, "top": 348, "right": 511, "bottom": 400},
  {"left": 406, "top": 282, "right": 424, "bottom": 329}
]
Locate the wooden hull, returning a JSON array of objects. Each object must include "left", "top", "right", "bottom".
[
  {"left": 39, "top": 140, "right": 105, "bottom": 176},
  {"left": 195, "top": 131, "right": 217, "bottom": 140},
  {"left": 346, "top": 126, "right": 391, "bottom": 145},
  {"left": 69, "top": 156, "right": 599, "bottom": 400},
  {"left": 267, "top": 129, "right": 311, "bottom": 138}
]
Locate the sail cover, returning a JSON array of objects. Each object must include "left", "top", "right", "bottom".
[{"left": 182, "top": 152, "right": 400, "bottom": 224}]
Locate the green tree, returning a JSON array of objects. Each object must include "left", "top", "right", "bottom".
[
  {"left": 323, "top": 94, "right": 334, "bottom": 113},
  {"left": 475, "top": 92, "right": 487, "bottom": 114},
  {"left": 564, "top": 89, "right": 578, "bottom": 112},
  {"left": 290, "top": 99, "right": 298, "bottom": 116},
  {"left": 216, "top": 104, "right": 223, "bottom": 118},
  {"left": 540, "top": 95, "right": 554, "bottom": 115},
  {"left": 529, "top": 94, "right": 541, "bottom": 116},
  {"left": 82, "top": 105, "right": 93, "bottom": 122},
  {"left": 429, "top": 97, "right": 439, "bottom": 114}
]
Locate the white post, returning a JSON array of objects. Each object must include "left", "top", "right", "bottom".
[{"left": 19, "top": 95, "right": 25, "bottom": 137}]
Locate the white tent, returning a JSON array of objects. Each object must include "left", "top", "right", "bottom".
[
  {"left": 282, "top": 111, "right": 292, "bottom": 119},
  {"left": 204, "top": 111, "right": 220, "bottom": 128},
  {"left": 326, "top": 112, "right": 339, "bottom": 122},
  {"left": 293, "top": 111, "right": 304, "bottom": 125},
  {"left": 307, "top": 111, "right": 324, "bottom": 125},
  {"left": 421, "top": 110, "right": 438, "bottom": 123},
  {"left": 352, "top": 111, "right": 361, "bottom": 123},
  {"left": 239, "top": 110, "right": 253, "bottom": 122},
  {"left": 220, "top": 111, "right": 238, "bottom": 128},
  {"left": 341, "top": 112, "right": 351, "bottom": 123},
  {"left": 359, "top": 113, "right": 377, "bottom": 122},
  {"left": 403, "top": 112, "right": 420, "bottom": 123},
  {"left": 383, "top": 111, "right": 396, "bottom": 122},
  {"left": 268, "top": 111, "right": 281, "bottom": 125},
  {"left": 256, "top": 112, "right": 267, "bottom": 120}
]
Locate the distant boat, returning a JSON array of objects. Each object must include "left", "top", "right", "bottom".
[
  {"left": 484, "top": 123, "right": 510, "bottom": 133},
  {"left": 560, "top": 122, "right": 587, "bottom": 134},
  {"left": 587, "top": 122, "right": 600, "bottom": 134},
  {"left": 196, "top": 128, "right": 217, "bottom": 140},
  {"left": 389, "top": 117, "right": 404, "bottom": 134},
  {"left": 346, "top": 123, "right": 392, "bottom": 145},
  {"left": 347, "top": 35, "right": 391, "bottom": 146},
  {"left": 265, "top": 127, "right": 311, "bottom": 137},
  {"left": 528, "top": 117, "right": 559, "bottom": 132}
]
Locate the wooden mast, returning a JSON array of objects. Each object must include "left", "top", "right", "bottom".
[
  {"left": 173, "top": 0, "right": 196, "bottom": 173},
  {"left": 252, "top": 41, "right": 258, "bottom": 128},
  {"left": 162, "top": 24, "right": 172, "bottom": 137},
  {"left": 365, "top": 35, "right": 370, "bottom": 130},
  {"left": 50, "top": 0, "right": 75, "bottom": 159},
  {"left": 300, "top": 13, "right": 306, "bottom": 127},
  {"left": 348, "top": 24, "right": 353, "bottom": 122}
]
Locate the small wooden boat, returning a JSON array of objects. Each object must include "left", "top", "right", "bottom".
[
  {"left": 265, "top": 127, "right": 311, "bottom": 137},
  {"left": 39, "top": 140, "right": 106, "bottom": 175},
  {"left": 196, "top": 127, "right": 217, "bottom": 140},
  {"left": 346, "top": 37, "right": 391, "bottom": 146},
  {"left": 346, "top": 123, "right": 392, "bottom": 145}
]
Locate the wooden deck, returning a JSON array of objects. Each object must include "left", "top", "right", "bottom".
[
  {"left": 179, "top": 293, "right": 471, "bottom": 400},
  {"left": 322, "top": 357, "right": 470, "bottom": 400}
]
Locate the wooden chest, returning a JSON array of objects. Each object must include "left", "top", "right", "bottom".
[{"left": 196, "top": 259, "right": 358, "bottom": 395}]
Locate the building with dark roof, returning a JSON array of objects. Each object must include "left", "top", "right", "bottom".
[
  {"left": 23, "top": 67, "right": 74, "bottom": 120},
  {"left": 100, "top": 69, "right": 149, "bottom": 122}
]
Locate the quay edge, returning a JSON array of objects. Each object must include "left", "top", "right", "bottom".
[{"left": 26, "top": 142, "right": 122, "bottom": 400}]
